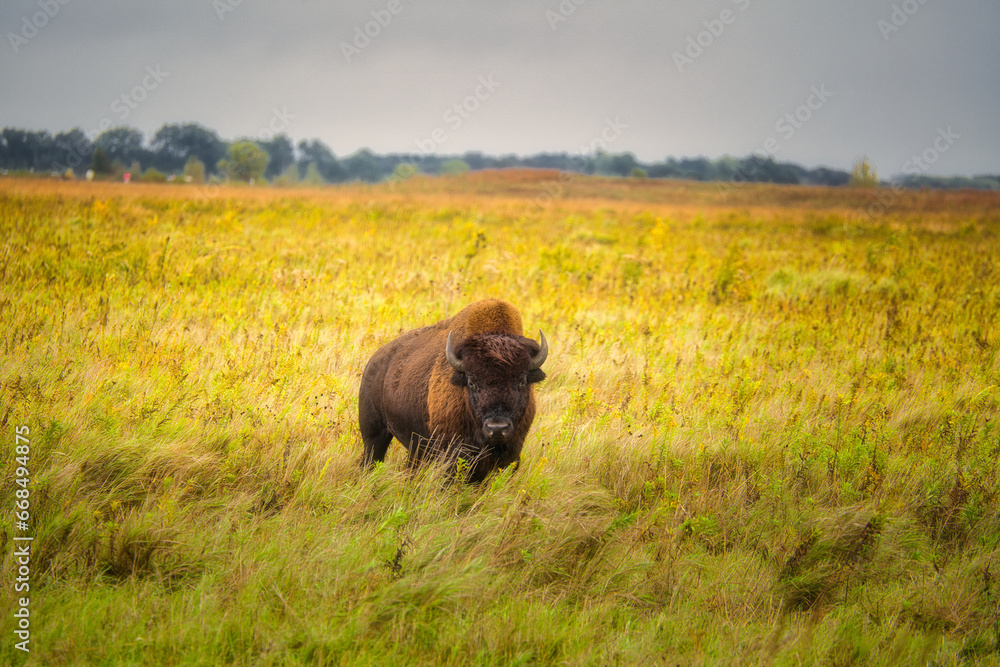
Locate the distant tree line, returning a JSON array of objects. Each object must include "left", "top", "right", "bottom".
[
  {"left": 896, "top": 173, "right": 1000, "bottom": 191},
  {"left": 1, "top": 123, "right": 996, "bottom": 190}
]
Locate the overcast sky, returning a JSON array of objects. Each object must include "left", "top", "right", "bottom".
[{"left": 3, "top": 1, "right": 998, "bottom": 176}]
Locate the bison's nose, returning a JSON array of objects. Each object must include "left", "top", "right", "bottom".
[{"left": 483, "top": 417, "right": 513, "bottom": 442}]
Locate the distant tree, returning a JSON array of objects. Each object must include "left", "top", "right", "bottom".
[
  {"left": 463, "top": 151, "right": 487, "bottom": 170},
  {"left": 297, "top": 139, "right": 344, "bottom": 183},
  {"left": 849, "top": 156, "right": 879, "bottom": 188},
  {"left": 493, "top": 154, "right": 521, "bottom": 170},
  {"left": 392, "top": 163, "right": 419, "bottom": 181},
  {"left": 757, "top": 157, "right": 801, "bottom": 184},
  {"left": 593, "top": 151, "right": 639, "bottom": 177},
  {"left": 524, "top": 152, "right": 571, "bottom": 170},
  {"left": 611, "top": 153, "right": 639, "bottom": 177},
  {"left": 0, "top": 129, "right": 32, "bottom": 170},
  {"left": 677, "top": 157, "right": 711, "bottom": 180},
  {"left": 52, "top": 128, "right": 93, "bottom": 174},
  {"left": 95, "top": 127, "right": 147, "bottom": 169},
  {"left": 342, "top": 148, "right": 382, "bottom": 182},
  {"left": 151, "top": 123, "right": 227, "bottom": 175},
  {"left": 593, "top": 151, "right": 614, "bottom": 176},
  {"left": 90, "top": 148, "right": 114, "bottom": 175},
  {"left": 898, "top": 174, "right": 1000, "bottom": 191},
  {"left": 272, "top": 163, "right": 300, "bottom": 187},
  {"left": 647, "top": 158, "right": 682, "bottom": 179},
  {"left": 259, "top": 134, "right": 295, "bottom": 180},
  {"left": 440, "top": 159, "right": 470, "bottom": 176},
  {"left": 217, "top": 141, "right": 269, "bottom": 183},
  {"left": 733, "top": 156, "right": 800, "bottom": 185},
  {"left": 0, "top": 128, "right": 61, "bottom": 172},
  {"left": 630, "top": 167, "right": 648, "bottom": 179},
  {"left": 183, "top": 155, "right": 206, "bottom": 184},
  {"left": 713, "top": 156, "right": 740, "bottom": 180},
  {"left": 805, "top": 167, "right": 850, "bottom": 187},
  {"left": 301, "top": 162, "right": 324, "bottom": 186}
]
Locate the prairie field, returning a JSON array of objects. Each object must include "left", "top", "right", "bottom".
[{"left": 2, "top": 173, "right": 1000, "bottom": 665}]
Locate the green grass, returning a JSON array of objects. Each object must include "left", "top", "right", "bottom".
[{"left": 1, "top": 176, "right": 999, "bottom": 665}]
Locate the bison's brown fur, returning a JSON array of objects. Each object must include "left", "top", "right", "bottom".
[{"left": 358, "top": 299, "right": 547, "bottom": 482}]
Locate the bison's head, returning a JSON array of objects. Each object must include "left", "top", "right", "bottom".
[{"left": 446, "top": 330, "right": 547, "bottom": 449}]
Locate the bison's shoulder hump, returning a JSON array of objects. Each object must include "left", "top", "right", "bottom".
[{"left": 457, "top": 299, "right": 524, "bottom": 337}]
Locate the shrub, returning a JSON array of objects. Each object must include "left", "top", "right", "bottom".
[
  {"left": 141, "top": 168, "right": 168, "bottom": 183},
  {"left": 849, "top": 156, "right": 879, "bottom": 188}
]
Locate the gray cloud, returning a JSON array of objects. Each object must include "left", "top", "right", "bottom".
[{"left": 3, "top": 0, "right": 997, "bottom": 175}]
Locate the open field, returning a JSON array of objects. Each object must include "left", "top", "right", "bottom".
[{"left": 1, "top": 173, "right": 999, "bottom": 665}]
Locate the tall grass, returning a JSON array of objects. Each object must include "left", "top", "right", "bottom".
[{"left": 1, "top": 175, "right": 999, "bottom": 664}]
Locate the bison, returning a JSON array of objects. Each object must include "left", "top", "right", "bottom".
[{"left": 358, "top": 299, "right": 548, "bottom": 483}]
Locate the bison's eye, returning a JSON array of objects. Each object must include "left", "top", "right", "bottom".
[
  {"left": 517, "top": 375, "right": 527, "bottom": 389},
  {"left": 467, "top": 377, "right": 479, "bottom": 392}
]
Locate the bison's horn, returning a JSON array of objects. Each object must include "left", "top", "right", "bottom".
[
  {"left": 445, "top": 331, "right": 465, "bottom": 373},
  {"left": 530, "top": 330, "right": 548, "bottom": 370}
]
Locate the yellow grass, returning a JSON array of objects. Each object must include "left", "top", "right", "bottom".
[{"left": 1, "top": 173, "right": 998, "bottom": 665}]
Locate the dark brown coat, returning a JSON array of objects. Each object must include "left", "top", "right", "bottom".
[{"left": 358, "top": 299, "right": 547, "bottom": 482}]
